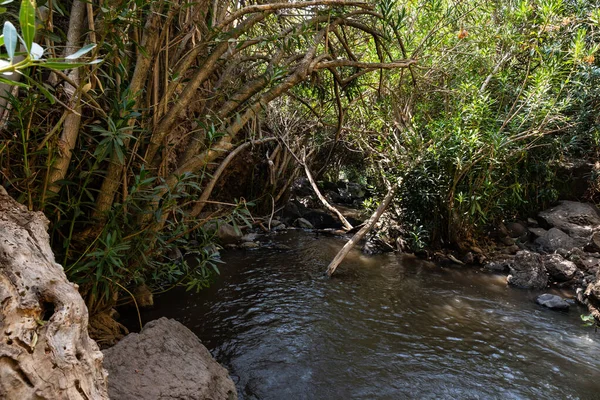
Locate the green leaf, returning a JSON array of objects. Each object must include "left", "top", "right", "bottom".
[
  {"left": 3, "top": 21, "right": 17, "bottom": 61},
  {"left": 37, "top": 61, "right": 90, "bottom": 70},
  {"left": 23, "top": 74, "right": 55, "bottom": 104},
  {"left": 65, "top": 43, "right": 96, "bottom": 60},
  {"left": 19, "top": 0, "right": 36, "bottom": 52},
  {"left": 0, "top": 35, "right": 4, "bottom": 47},
  {"left": 0, "top": 75, "right": 28, "bottom": 87}
]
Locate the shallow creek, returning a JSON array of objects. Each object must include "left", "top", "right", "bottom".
[{"left": 137, "top": 230, "right": 600, "bottom": 399}]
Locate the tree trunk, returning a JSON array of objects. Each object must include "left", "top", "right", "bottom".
[{"left": 0, "top": 186, "right": 109, "bottom": 399}]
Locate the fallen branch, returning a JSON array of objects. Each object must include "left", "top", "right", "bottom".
[
  {"left": 303, "top": 160, "right": 353, "bottom": 231},
  {"left": 327, "top": 184, "right": 397, "bottom": 276}
]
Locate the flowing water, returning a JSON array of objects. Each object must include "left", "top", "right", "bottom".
[{"left": 137, "top": 231, "right": 600, "bottom": 399}]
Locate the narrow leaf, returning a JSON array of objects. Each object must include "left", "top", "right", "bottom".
[
  {"left": 3, "top": 21, "right": 17, "bottom": 61},
  {"left": 38, "top": 61, "right": 90, "bottom": 70},
  {"left": 65, "top": 43, "right": 96, "bottom": 60},
  {"left": 0, "top": 75, "right": 28, "bottom": 87},
  {"left": 23, "top": 74, "right": 55, "bottom": 104},
  {"left": 19, "top": 0, "right": 36, "bottom": 52}
]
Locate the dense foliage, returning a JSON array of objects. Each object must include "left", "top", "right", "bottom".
[{"left": 1, "top": 0, "right": 599, "bottom": 321}]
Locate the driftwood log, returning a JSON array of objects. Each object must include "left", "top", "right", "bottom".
[
  {"left": 0, "top": 187, "right": 108, "bottom": 399},
  {"left": 327, "top": 184, "right": 397, "bottom": 276}
]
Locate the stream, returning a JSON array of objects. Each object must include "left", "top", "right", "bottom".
[{"left": 136, "top": 230, "right": 600, "bottom": 399}]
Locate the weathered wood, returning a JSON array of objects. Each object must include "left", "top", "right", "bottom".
[
  {"left": 303, "top": 162, "right": 354, "bottom": 231},
  {"left": 0, "top": 187, "right": 108, "bottom": 399},
  {"left": 326, "top": 184, "right": 397, "bottom": 276}
]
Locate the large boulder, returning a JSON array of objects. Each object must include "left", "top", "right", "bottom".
[
  {"left": 103, "top": 318, "right": 237, "bottom": 400},
  {"left": 538, "top": 201, "right": 600, "bottom": 246},
  {"left": 534, "top": 227, "right": 577, "bottom": 253},
  {"left": 507, "top": 251, "right": 548, "bottom": 289},
  {"left": 205, "top": 221, "right": 242, "bottom": 245},
  {"left": 543, "top": 254, "right": 578, "bottom": 282}
]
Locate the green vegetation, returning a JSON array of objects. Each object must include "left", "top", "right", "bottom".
[{"left": 1, "top": 0, "right": 599, "bottom": 324}]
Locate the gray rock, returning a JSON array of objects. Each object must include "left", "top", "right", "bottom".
[
  {"left": 272, "top": 223, "right": 287, "bottom": 231},
  {"left": 538, "top": 201, "right": 600, "bottom": 245},
  {"left": 507, "top": 250, "right": 548, "bottom": 289},
  {"left": 506, "top": 221, "right": 528, "bottom": 239},
  {"left": 534, "top": 227, "right": 577, "bottom": 253},
  {"left": 543, "top": 254, "right": 577, "bottom": 282},
  {"left": 241, "top": 233, "right": 260, "bottom": 242},
  {"left": 528, "top": 227, "right": 547, "bottom": 238},
  {"left": 527, "top": 217, "right": 539, "bottom": 227},
  {"left": 240, "top": 241, "right": 260, "bottom": 249},
  {"left": 103, "top": 318, "right": 237, "bottom": 400},
  {"left": 205, "top": 221, "right": 242, "bottom": 244},
  {"left": 483, "top": 257, "right": 513, "bottom": 272},
  {"left": 501, "top": 244, "right": 520, "bottom": 255},
  {"left": 295, "top": 218, "right": 314, "bottom": 229},
  {"left": 535, "top": 294, "right": 570, "bottom": 311}
]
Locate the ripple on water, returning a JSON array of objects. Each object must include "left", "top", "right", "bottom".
[{"left": 137, "top": 231, "right": 600, "bottom": 400}]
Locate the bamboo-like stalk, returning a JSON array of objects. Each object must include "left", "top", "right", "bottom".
[
  {"left": 45, "top": 0, "right": 87, "bottom": 196},
  {"left": 190, "top": 137, "right": 277, "bottom": 217}
]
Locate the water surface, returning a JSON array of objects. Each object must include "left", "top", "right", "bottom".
[{"left": 139, "top": 231, "right": 600, "bottom": 399}]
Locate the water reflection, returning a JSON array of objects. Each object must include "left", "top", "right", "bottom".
[{"left": 138, "top": 230, "right": 600, "bottom": 400}]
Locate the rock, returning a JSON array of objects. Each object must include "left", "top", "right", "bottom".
[
  {"left": 270, "top": 219, "right": 282, "bottom": 227},
  {"left": 205, "top": 221, "right": 242, "bottom": 244},
  {"left": 483, "top": 257, "right": 513, "bottom": 272},
  {"left": 301, "top": 209, "right": 338, "bottom": 229},
  {"left": 362, "top": 236, "right": 394, "bottom": 255},
  {"left": 345, "top": 182, "right": 365, "bottom": 199},
  {"left": 241, "top": 233, "right": 260, "bottom": 242},
  {"left": 527, "top": 217, "right": 539, "bottom": 227},
  {"left": 218, "top": 223, "right": 242, "bottom": 244},
  {"left": 290, "top": 177, "right": 314, "bottom": 197},
  {"left": 295, "top": 218, "right": 314, "bottom": 229},
  {"left": 585, "top": 231, "right": 600, "bottom": 253},
  {"left": 535, "top": 294, "right": 570, "bottom": 311},
  {"left": 568, "top": 248, "right": 600, "bottom": 273},
  {"left": 133, "top": 284, "right": 154, "bottom": 307},
  {"left": 103, "top": 318, "right": 237, "bottom": 400},
  {"left": 534, "top": 227, "right": 577, "bottom": 253},
  {"left": 462, "top": 252, "right": 475, "bottom": 264},
  {"left": 506, "top": 221, "right": 528, "bottom": 239},
  {"left": 528, "top": 227, "right": 547, "bottom": 238},
  {"left": 543, "top": 254, "right": 577, "bottom": 282},
  {"left": 507, "top": 251, "right": 548, "bottom": 289},
  {"left": 538, "top": 201, "right": 600, "bottom": 245},
  {"left": 240, "top": 241, "right": 260, "bottom": 249},
  {"left": 272, "top": 223, "right": 287, "bottom": 231},
  {"left": 501, "top": 244, "right": 520, "bottom": 255}
]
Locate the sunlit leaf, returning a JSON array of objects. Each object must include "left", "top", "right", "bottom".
[
  {"left": 19, "top": 0, "right": 36, "bottom": 52},
  {"left": 65, "top": 43, "right": 96, "bottom": 60},
  {"left": 3, "top": 21, "right": 17, "bottom": 61}
]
